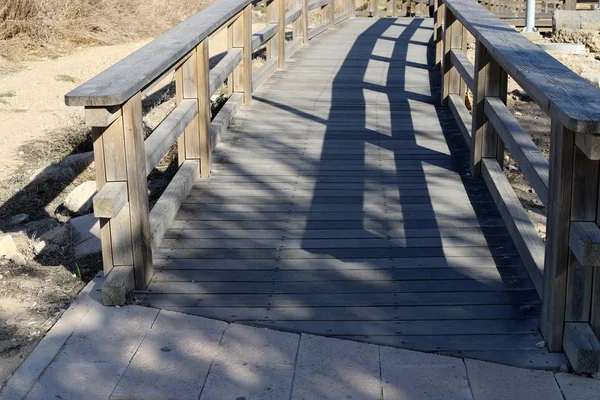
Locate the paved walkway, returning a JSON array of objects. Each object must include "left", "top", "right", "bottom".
[{"left": 1, "top": 274, "right": 599, "bottom": 400}]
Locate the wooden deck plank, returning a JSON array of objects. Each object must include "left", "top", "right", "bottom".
[{"left": 140, "top": 17, "right": 552, "bottom": 364}]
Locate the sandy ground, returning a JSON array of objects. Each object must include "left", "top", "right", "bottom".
[{"left": 0, "top": 27, "right": 236, "bottom": 180}]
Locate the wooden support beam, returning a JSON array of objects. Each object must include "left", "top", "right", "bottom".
[
  {"left": 303, "top": 0, "right": 310, "bottom": 43},
  {"left": 196, "top": 39, "right": 212, "bottom": 178},
  {"left": 563, "top": 322, "right": 600, "bottom": 374},
  {"left": 434, "top": 0, "right": 444, "bottom": 70},
  {"left": 278, "top": 0, "right": 286, "bottom": 68},
  {"left": 294, "top": 0, "right": 303, "bottom": 39},
  {"left": 93, "top": 182, "right": 128, "bottom": 219},
  {"left": 570, "top": 222, "right": 600, "bottom": 267},
  {"left": 542, "top": 120, "right": 576, "bottom": 352},
  {"left": 576, "top": 133, "right": 600, "bottom": 161},
  {"left": 102, "top": 265, "right": 134, "bottom": 306},
  {"left": 85, "top": 106, "right": 121, "bottom": 128},
  {"left": 122, "top": 92, "right": 153, "bottom": 290}
]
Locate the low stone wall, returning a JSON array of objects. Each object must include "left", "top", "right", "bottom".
[{"left": 553, "top": 10, "right": 600, "bottom": 30}]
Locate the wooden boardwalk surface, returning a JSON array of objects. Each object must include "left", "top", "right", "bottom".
[{"left": 139, "top": 17, "right": 561, "bottom": 367}]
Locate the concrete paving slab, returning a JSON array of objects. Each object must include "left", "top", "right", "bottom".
[
  {"left": 200, "top": 324, "right": 299, "bottom": 400},
  {"left": 0, "top": 275, "right": 101, "bottom": 400},
  {"left": 58, "top": 303, "right": 158, "bottom": 364},
  {"left": 555, "top": 372, "right": 600, "bottom": 400},
  {"left": 465, "top": 359, "right": 563, "bottom": 400},
  {"left": 111, "top": 310, "right": 227, "bottom": 400},
  {"left": 380, "top": 346, "right": 472, "bottom": 400},
  {"left": 291, "top": 334, "right": 381, "bottom": 400},
  {"left": 24, "top": 360, "right": 127, "bottom": 400}
]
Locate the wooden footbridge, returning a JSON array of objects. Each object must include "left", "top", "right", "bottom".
[{"left": 66, "top": 0, "right": 600, "bottom": 371}]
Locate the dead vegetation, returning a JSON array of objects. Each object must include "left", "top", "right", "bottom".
[{"left": 0, "top": 0, "right": 213, "bottom": 68}]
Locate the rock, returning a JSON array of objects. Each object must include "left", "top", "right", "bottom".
[
  {"left": 39, "top": 224, "right": 72, "bottom": 246},
  {"left": 63, "top": 181, "right": 96, "bottom": 215},
  {"left": 0, "top": 235, "right": 18, "bottom": 258},
  {"left": 69, "top": 214, "right": 101, "bottom": 258},
  {"left": 34, "top": 241, "right": 60, "bottom": 255},
  {"left": 514, "top": 111, "right": 523, "bottom": 117},
  {"left": 10, "top": 214, "right": 29, "bottom": 225},
  {"left": 511, "top": 89, "right": 532, "bottom": 102},
  {"left": 30, "top": 165, "right": 74, "bottom": 182},
  {"left": 559, "top": 364, "right": 569, "bottom": 373},
  {"left": 8, "top": 253, "right": 27, "bottom": 264},
  {"left": 535, "top": 340, "right": 546, "bottom": 349},
  {"left": 59, "top": 151, "right": 94, "bottom": 169}
]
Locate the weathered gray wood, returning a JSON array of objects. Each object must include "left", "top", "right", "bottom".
[
  {"left": 285, "top": 7, "right": 303, "bottom": 25},
  {"left": 209, "top": 48, "right": 243, "bottom": 95},
  {"left": 575, "top": 132, "right": 600, "bottom": 160},
  {"left": 335, "top": 11, "right": 351, "bottom": 24},
  {"left": 308, "top": 22, "right": 330, "bottom": 40},
  {"left": 285, "top": 37, "right": 303, "bottom": 60},
  {"left": 570, "top": 222, "right": 600, "bottom": 267},
  {"left": 251, "top": 24, "right": 278, "bottom": 52},
  {"left": 93, "top": 182, "right": 128, "bottom": 219},
  {"left": 103, "top": 265, "right": 134, "bottom": 306},
  {"left": 563, "top": 322, "right": 600, "bottom": 374},
  {"left": 122, "top": 93, "right": 153, "bottom": 289},
  {"left": 443, "top": 0, "right": 600, "bottom": 134},
  {"left": 210, "top": 93, "right": 243, "bottom": 150},
  {"left": 450, "top": 48, "right": 474, "bottom": 92},
  {"left": 542, "top": 120, "right": 576, "bottom": 352},
  {"left": 253, "top": 60, "right": 278, "bottom": 90},
  {"left": 85, "top": 106, "right": 121, "bottom": 127},
  {"left": 307, "top": 0, "right": 330, "bottom": 11},
  {"left": 65, "top": 0, "right": 255, "bottom": 106},
  {"left": 485, "top": 97, "right": 549, "bottom": 206},
  {"left": 448, "top": 94, "right": 472, "bottom": 147},
  {"left": 150, "top": 160, "right": 200, "bottom": 250},
  {"left": 144, "top": 99, "right": 198, "bottom": 174},
  {"left": 481, "top": 158, "right": 544, "bottom": 296}
]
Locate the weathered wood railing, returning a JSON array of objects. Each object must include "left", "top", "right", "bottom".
[
  {"left": 65, "top": 0, "right": 355, "bottom": 306},
  {"left": 436, "top": 0, "right": 600, "bottom": 372}
]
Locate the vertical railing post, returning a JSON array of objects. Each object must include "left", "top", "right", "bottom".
[
  {"left": 434, "top": 0, "right": 444, "bottom": 70},
  {"left": 266, "top": 0, "right": 277, "bottom": 61},
  {"left": 196, "top": 39, "right": 211, "bottom": 178},
  {"left": 303, "top": 0, "right": 310, "bottom": 43},
  {"left": 351, "top": 0, "right": 356, "bottom": 17},
  {"left": 233, "top": 7, "right": 253, "bottom": 105},
  {"left": 370, "top": 0, "right": 377, "bottom": 17},
  {"left": 470, "top": 40, "right": 507, "bottom": 177},
  {"left": 441, "top": 9, "right": 463, "bottom": 106},
  {"left": 541, "top": 120, "right": 576, "bottom": 352},
  {"left": 294, "top": 0, "right": 304, "bottom": 40},
  {"left": 278, "top": 0, "right": 286, "bottom": 67}
]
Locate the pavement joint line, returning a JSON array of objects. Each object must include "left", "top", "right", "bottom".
[
  {"left": 287, "top": 331, "right": 303, "bottom": 400},
  {"left": 196, "top": 319, "right": 229, "bottom": 400}
]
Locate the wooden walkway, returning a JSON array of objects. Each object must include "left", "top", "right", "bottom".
[{"left": 139, "top": 18, "right": 558, "bottom": 367}]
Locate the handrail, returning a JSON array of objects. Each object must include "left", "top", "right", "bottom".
[
  {"left": 65, "top": 0, "right": 256, "bottom": 107},
  {"left": 436, "top": 0, "right": 600, "bottom": 371},
  {"left": 444, "top": 0, "right": 600, "bottom": 134}
]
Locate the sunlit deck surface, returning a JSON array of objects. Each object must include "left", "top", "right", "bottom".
[{"left": 138, "top": 17, "right": 561, "bottom": 367}]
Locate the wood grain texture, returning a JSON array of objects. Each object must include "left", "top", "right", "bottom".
[
  {"left": 563, "top": 322, "right": 600, "bottom": 374},
  {"left": 93, "top": 182, "right": 128, "bottom": 219}
]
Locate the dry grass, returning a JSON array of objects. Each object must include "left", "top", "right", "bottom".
[{"left": 0, "top": 0, "right": 213, "bottom": 65}]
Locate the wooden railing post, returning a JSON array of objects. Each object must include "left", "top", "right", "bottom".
[
  {"left": 370, "top": 0, "right": 377, "bottom": 17},
  {"left": 351, "top": 0, "right": 356, "bottom": 17},
  {"left": 441, "top": 9, "right": 462, "bottom": 106},
  {"left": 434, "top": 0, "right": 444, "bottom": 70},
  {"left": 303, "top": 0, "right": 310, "bottom": 43},
  {"left": 87, "top": 94, "right": 153, "bottom": 305},
  {"left": 232, "top": 7, "right": 252, "bottom": 105},
  {"left": 278, "top": 0, "right": 286, "bottom": 67},
  {"left": 266, "top": 0, "right": 277, "bottom": 61},
  {"left": 541, "top": 120, "right": 576, "bottom": 352},
  {"left": 470, "top": 40, "right": 507, "bottom": 177},
  {"left": 294, "top": 0, "right": 304, "bottom": 40},
  {"left": 197, "top": 39, "right": 211, "bottom": 177}
]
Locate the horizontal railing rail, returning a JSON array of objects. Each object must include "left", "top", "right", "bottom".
[{"left": 435, "top": 0, "right": 600, "bottom": 372}]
